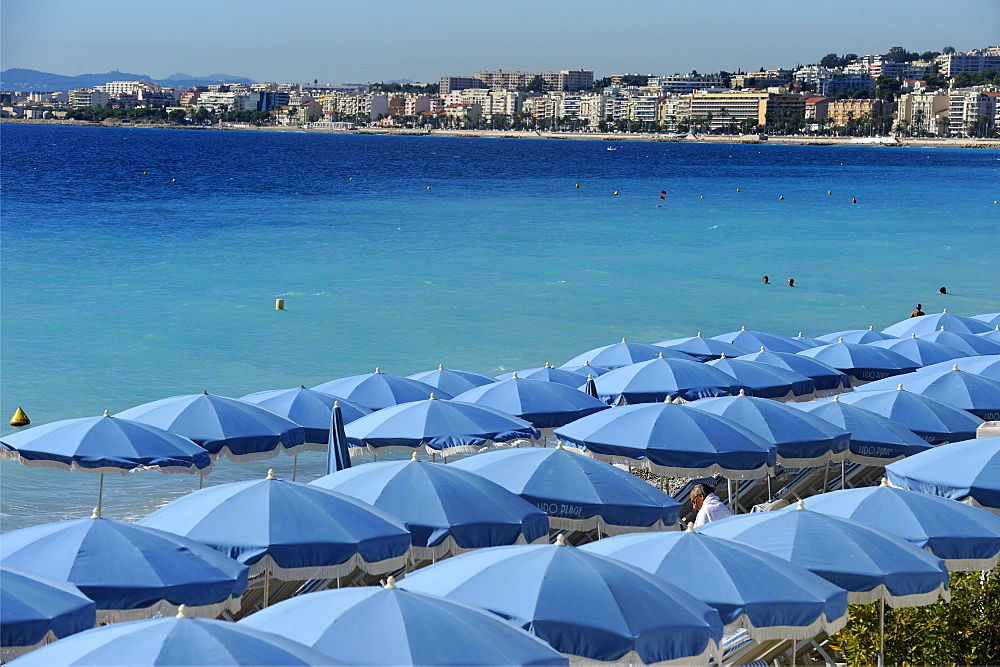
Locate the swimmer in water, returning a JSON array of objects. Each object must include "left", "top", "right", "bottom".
[
  {"left": 787, "top": 278, "right": 795, "bottom": 287},
  {"left": 911, "top": 304, "right": 925, "bottom": 318},
  {"left": 762, "top": 276, "right": 770, "bottom": 284},
  {"left": 939, "top": 287, "right": 947, "bottom": 294}
]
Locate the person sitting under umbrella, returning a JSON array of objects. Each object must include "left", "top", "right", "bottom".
[{"left": 691, "top": 483, "right": 732, "bottom": 527}]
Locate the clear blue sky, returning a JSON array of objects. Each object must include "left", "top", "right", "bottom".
[{"left": 2, "top": 0, "right": 998, "bottom": 83}]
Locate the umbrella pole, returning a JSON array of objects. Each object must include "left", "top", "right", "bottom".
[
  {"left": 97, "top": 473, "right": 105, "bottom": 516},
  {"left": 823, "top": 461, "right": 830, "bottom": 492},
  {"left": 878, "top": 597, "right": 885, "bottom": 667},
  {"left": 733, "top": 481, "right": 739, "bottom": 515},
  {"left": 292, "top": 454, "right": 298, "bottom": 482},
  {"left": 841, "top": 459, "right": 846, "bottom": 489},
  {"left": 264, "top": 562, "right": 270, "bottom": 608},
  {"left": 767, "top": 474, "right": 772, "bottom": 501},
  {"left": 199, "top": 475, "right": 204, "bottom": 489}
]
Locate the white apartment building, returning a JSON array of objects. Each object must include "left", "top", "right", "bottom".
[
  {"left": 897, "top": 91, "right": 950, "bottom": 135},
  {"left": 69, "top": 88, "right": 110, "bottom": 108},
  {"left": 936, "top": 48, "right": 1000, "bottom": 77},
  {"left": 657, "top": 95, "right": 691, "bottom": 129},
  {"left": 197, "top": 91, "right": 251, "bottom": 112},
  {"left": 648, "top": 75, "right": 725, "bottom": 94},
  {"left": 689, "top": 92, "right": 770, "bottom": 130},
  {"left": 101, "top": 80, "right": 161, "bottom": 97},
  {"left": 948, "top": 89, "right": 998, "bottom": 136},
  {"left": 578, "top": 94, "right": 607, "bottom": 128},
  {"left": 628, "top": 95, "right": 661, "bottom": 122}
]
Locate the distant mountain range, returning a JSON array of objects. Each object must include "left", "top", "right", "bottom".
[{"left": 1, "top": 68, "right": 258, "bottom": 91}]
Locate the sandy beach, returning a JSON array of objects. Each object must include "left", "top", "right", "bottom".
[{"left": 4, "top": 118, "right": 998, "bottom": 149}]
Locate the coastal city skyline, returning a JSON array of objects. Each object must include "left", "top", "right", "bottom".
[{"left": 3, "top": 0, "right": 1000, "bottom": 85}]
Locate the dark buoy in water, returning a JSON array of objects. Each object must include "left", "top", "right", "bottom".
[
  {"left": 851, "top": 198, "right": 857, "bottom": 204},
  {"left": 10, "top": 407, "right": 29, "bottom": 427}
]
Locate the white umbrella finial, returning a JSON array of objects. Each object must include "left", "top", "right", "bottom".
[
  {"left": 868, "top": 326, "right": 874, "bottom": 331},
  {"left": 798, "top": 332, "right": 805, "bottom": 337},
  {"left": 429, "top": 393, "right": 437, "bottom": 400},
  {"left": 943, "top": 308, "right": 948, "bottom": 314},
  {"left": 880, "top": 477, "right": 891, "bottom": 487},
  {"left": 512, "top": 372, "right": 519, "bottom": 379},
  {"left": 555, "top": 533, "right": 567, "bottom": 546},
  {"left": 741, "top": 325, "right": 746, "bottom": 331},
  {"left": 738, "top": 388, "right": 747, "bottom": 396},
  {"left": 796, "top": 499, "right": 806, "bottom": 510},
  {"left": 940, "top": 326, "right": 946, "bottom": 331},
  {"left": 911, "top": 333, "right": 917, "bottom": 338},
  {"left": 545, "top": 362, "right": 552, "bottom": 368},
  {"left": 383, "top": 575, "right": 397, "bottom": 589},
  {"left": 897, "top": 384, "right": 904, "bottom": 391},
  {"left": 176, "top": 605, "right": 189, "bottom": 618},
  {"left": 556, "top": 440, "right": 564, "bottom": 450},
  {"left": 760, "top": 346, "right": 766, "bottom": 352},
  {"left": 833, "top": 395, "right": 840, "bottom": 402},
  {"left": 720, "top": 353, "right": 727, "bottom": 359},
  {"left": 91, "top": 507, "right": 101, "bottom": 519},
  {"left": 685, "top": 523, "right": 696, "bottom": 533},
  {"left": 266, "top": 469, "right": 276, "bottom": 480},
  {"left": 411, "top": 451, "right": 419, "bottom": 462},
  {"left": 102, "top": 409, "right": 110, "bottom": 417},
  {"left": 334, "top": 400, "right": 340, "bottom": 408},
  {"left": 375, "top": 366, "right": 382, "bottom": 374},
  {"left": 587, "top": 374, "right": 594, "bottom": 380},
  {"left": 952, "top": 364, "right": 959, "bottom": 371},
  {"left": 838, "top": 337, "right": 844, "bottom": 343},
  {"left": 438, "top": 363, "right": 444, "bottom": 370},
  {"left": 696, "top": 332, "right": 703, "bottom": 337},
  {"left": 657, "top": 352, "right": 664, "bottom": 358}
]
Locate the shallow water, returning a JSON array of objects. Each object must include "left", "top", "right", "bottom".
[{"left": 2, "top": 125, "right": 998, "bottom": 530}]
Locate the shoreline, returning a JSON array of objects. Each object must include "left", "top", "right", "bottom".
[{"left": 4, "top": 118, "right": 997, "bottom": 149}]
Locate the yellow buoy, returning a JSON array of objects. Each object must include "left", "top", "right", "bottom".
[
  {"left": 827, "top": 191, "right": 832, "bottom": 195},
  {"left": 143, "top": 171, "right": 147, "bottom": 175},
  {"left": 735, "top": 188, "right": 740, "bottom": 193},
  {"left": 779, "top": 196, "right": 784, "bottom": 200},
  {"left": 275, "top": 299, "right": 285, "bottom": 311},
  {"left": 613, "top": 191, "right": 619, "bottom": 195},
  {"left": 349, "top": 178, "right": 353, "bottom": 181},
  {"left": 575, "top": 184, "right": 579, "bottom": 188},
  {"left": 171, "top": 178, "right": 176, "bottom": 182},
  {"left": 10, "top": 407, "right": 29, "bottom": 427},
  {"left": 427, "top": 186, "right": 431, "bottom": 190},
  {"left": 699, "top": 196, "right": 704, "bottom": 199}
]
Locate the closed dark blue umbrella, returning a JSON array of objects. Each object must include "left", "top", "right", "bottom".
[
  {"left": 804, "top": 482, "right": 1000, "bottom": 571},
  {"left": 593, "top": 355, "right": 745, "bottom": 404},
  {"left": 867, "top": 335, "right": 965, "bottom": 367},
  {"left": 797, "top": 340, "right": 919, "bottom": 383},
  {"left": 736, "top": 348, "right": 852, "bottom": 395},
  {"left": 561, "top": 338, "right": 690, "bottom": 370},
  {"left": 705, "top": 356, "right": 816, "bottom": 400},
  {"left": 582, "top": 529, "right": 849, "bottom": 641},
  {"left": 886, "top": 437, "right": 1000, "bottom": 515},
  {"left": 1, "top": 513, "right": 248, "bottom": 623},
  {"left": 583, "top": 374, "right": 599, "bottom": 399},
  {"left": 921, "top": 354, "right": 1000, "bottom": 381},
  {"left": 687, "top": 391, "right": 850, "bottom": 467},
  {"left": 818, "top": 327, "right": 896, "bottom": 344},
  {"left": 713, "top": 328, "right": 814, "bottom": 354},
  {"left": 139, "top": 470, "right": 411, "bottom": 582},
  {"left": 835, "top": 387, "right": 984, "bottom": 445},
  {"left": 654, "top": 333, "right": 752, "bottom": 361},
  {"left": 239, "top": 580, "right": 568, "bottom": 666},
  {"left": 11, "top": 607, "right": 338, "bottom": 666},
  {"left": 451, "top": 443, "right": 681, "bottom": 533},
  {"left": 312, "top": 457, "right": 549, "bottom": 560},
  {"left": 453, "top": 376, "right": 608, "bottom": 430},
  {"left": 343, "top": 396, "right": 540, "bottom": 457},
  {"left": 239, "top": 386, "right": 371, "bottom": 446},
  {"left": 407, "top": 365, "right": 496, "bottom": 397},
  {"left": 116, "top": 392, "right": 306, "bottom": 462},
  {"left": 555, "top": 402, "right": 776, "bottom": 479},
  {"left": 1, "top": 565, "right": 96, "bottom": 659},
  {"left": 853, "top": 366, "right": 1000, "bottom": 420},
  {"left": 313, "top": 367, "right": 449, "bottom": 411},
  {"left": 917, "top": 329, "right": 1000, "bottom": 356},
  {"left": 883, "top": 310, "right": 992, "bottom": 337},
  {"left": 328, "top": 401, "right": 351, "bottom": 474},
  {"left": 791, "top": 396, "right": 931, "bottom": 465},
  {"left": 398, "top": 538, "right": 724, "bottom": 664},
  {"left": 496, "top": 364, "right": 592, "bottom": 388}
]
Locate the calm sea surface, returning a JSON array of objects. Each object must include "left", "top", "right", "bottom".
[{"left": 2, "top": 124, "right": 998, "bottom": 530}]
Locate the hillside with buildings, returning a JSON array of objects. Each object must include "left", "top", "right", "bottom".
[{"left": 3, "top": 47, "right": 999, "bottom": 138}]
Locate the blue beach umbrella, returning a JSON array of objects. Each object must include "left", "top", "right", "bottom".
[
  {"left": 713, "top": 328, "right": 814, "bottom": 354},
  {"left": 653, "top": 332, "right": 752, "bottom": 361},
  {"left": 555, "top": 402, "right": 776, "bottom": 479},
  {"left": 496, "top": 364, "right": 593, "bottom": 389},
  {"left": 312, "top": 367, "right": 449, "bottom": 411},
  {"left": 1, "top": 512, "right": 248, "bottom": 623},
  {"left": 736, "top": 348, "right": 852, "bottom": 395},
  {"left": 239, "top": 579, "right": 568, "bottom": 666},
  {"left": 239, "top": 386, "right": 371, "bottom": 446},
  {"left": 793, "top": 332, "right": 826, "bottom": 348},
  {"left": 705, "top": 356, "right": 816, "bottom": 400},
  {"left": 398, "top": 537, "right": 724, "bottom": 664},
  {"left": 818, "top": 327, "right": 896, "bottom": 344},
  {"left": 834, "top": 386, "right": 984, "bottom": 444},
  {"left": 852, "top": 366, "right": 1000, "bottom": 420},
  {"left": 791, "top": 396, "right": 932, "bottom": 465},
  {"left": 592, "top": 355, "right": 746, "bottom": 404},
  {"left": 10, "top": 606, "right": 339, "bottom": 666},
  {"left": 883, "top": 309, "right": 992, "bottom": 337},
  {"left": 804, "top": 482, "right": 1000, "bottom": 571},
  {"left": 407, "top": 365, "right": 496, "bottom": 396},
  {"left": 0, "top": 411, "right": 213, "bottom": 512},
  {"left": 581, "top": 528, "right": 849, "bottom": 641},
  {"left": 1, "top": 565, "right": 96, "bottom": 660},
  {"left": 343, "top": 396, "right": 540, "bottom": 457},
  {"left": 921, "top": 354, "right": 1000, "bottom": 381},
  {"left": 558, "top": 360, "right": 612, "bottom": 376},
  {"left": 327, "top": 401, "right": 351, "bottom": 474},
  {"left": 866, "top": 335, "right": 965, "bottom": 367},
  {"left": 450, "top": 442, "right": 681, "bottom": 533},
  {"left": 560, "top": 337, "right": 690, "bottom": 370},
  {"left": 886, "top": 437, "right": 1000, "bottom": 515},
  {"left": 116, "top": 392, "right": 307, "bottom": 462},
  {"left": 453, "top": 376, "right": 608, "bottom": 430},
  {"left": 699, "top": 502, "right": 950, "bottom": 607},
  {"left": 311, "top": 456, "right": 549, "bottom": 560},
  {"left": 973, "top": 313, "right": 1000, "bottom": 326},
  {"left": 797, "top": 339, "right": 919, "bottom": 383},
  {"left": 139, "top": 470, "right": 411, "bottom": 582},
  {"left": 916, "top": 329, "right": 1000, "bottom": 356},
  {"left": 687, "top": 391, "right": 851, "bottom": 468},
  {"left": 980, "top": 327, "right": 1000, "bottom": 342}
]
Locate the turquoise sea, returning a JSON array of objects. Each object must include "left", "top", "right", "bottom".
[{"left": 2, "top": 124, "right": 998, "bottom": 530}]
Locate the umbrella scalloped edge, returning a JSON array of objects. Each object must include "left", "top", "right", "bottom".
[
  {"left": 845, "top": 582, "right": 950, "bottom": 609},
  {"left": 547, "top": 516, "right": 679, "bottom": 536},
  {"left": 350, "top": 438, "right": 542, "bottom": 459},
  {"left": 95, "top": 595, "right": 241, "bottom": 624},
  {"left": 940, "top": 551, "right": 1000, "bottom": 572},
  {"left": 564, "top": 638, "right": 721, "bottom": 666},
  {"left": 410, "top": 532, "right": 549, "bottom": 562},
  {"left": 284, "top": 442, "right": 329, "bottom": 455},
  {"left": 1, "top": 630, "right": 63, "bottom": 662},
  {"left": 581, "top": 451, "right": 775, "bottom": 481},
  {"left": 245, "top": 552, "right": 411, "bottom": 582},
  {"left": 885, "top": 477, "right": 1000, "bottom": 516},
  {"left": 778, "top": 449, "right": 849, "bottom": 469},
  {"left": 731, "top": 609, "right": 849, "bottom": 643},
  {"left": 0, "top": 449, "right": 213, "bottom": 477}
]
